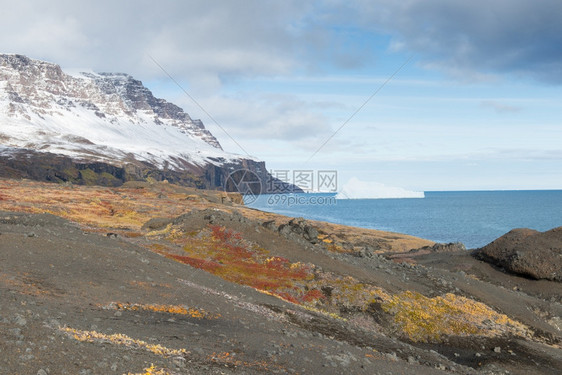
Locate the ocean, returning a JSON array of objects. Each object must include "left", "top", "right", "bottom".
[{"left": 246, "top": 190, "right": 562, "bottom": 249}]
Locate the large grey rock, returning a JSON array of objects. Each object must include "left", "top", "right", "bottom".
[
  {"left": 473, "top": 227, "right": 562, "bottom": 281},
  {"left": 277, "top": 217, "right": 320, "bottom": 244},
  {"left": 415, "top": 242, "right": 466, "bottom": 253}
]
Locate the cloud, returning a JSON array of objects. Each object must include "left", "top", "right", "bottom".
[
  {"left": 480, "top": 100, "right": 522, "bottom": 113},
  {"left": 342, "top": 0, "right": 562, "bottom": 83},
  {"left": 184, "top": 93, "right": 334, "bottom": 141},
  {"left": 2, "top": 1, "right": 561, "bottom": 86},
  {"left": 0, "top": 0, "right": 311, "bottom": 88}
]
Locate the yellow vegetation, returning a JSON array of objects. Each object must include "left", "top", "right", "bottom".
[
  {"left": 105, "top": 302, "right": 221, "bottom": 319},
  {"left": 59, "top": 327, "right": 188, "bottom": 357},
  {"left": 1, "top": 179, "right": 532, "bottom": 345},
  {"left": 300, "top": 304, "right": 348, "bottom": 321},
  {"left": 381, "top": 291, "right": 530, "bottom": 342},
  {"left": 146, "top": 224, "right": 173, "bottom": 237},
  {"left": 0, "top": 179, "right": 206, "bottom": 230},
  {"left": 124, "top": 364, "right": 171, "bottom": 375}
]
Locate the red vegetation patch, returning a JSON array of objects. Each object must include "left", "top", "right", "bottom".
[
  {"left": 302, "top": 289, "right": 325, "bottom": 303},
  {"left": 210, "top": 224, "right": 242, "bottom": 242},
  {"left": 165, "top": 225, "right": 323, "bottom": 305},
  {"left": 168, "top": 254, "right": 223, "bottom": 273}
]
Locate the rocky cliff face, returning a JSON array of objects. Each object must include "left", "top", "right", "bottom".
[
  {"left": 0, "top": 54, "right": 287, "bottom": 191},
  {"left": 0, "top": 54, "right": 221, "bottom": 150}
]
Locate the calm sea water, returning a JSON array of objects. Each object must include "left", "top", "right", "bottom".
[{"left": 247, "top": 190, "right": 562, "bottom": 249}]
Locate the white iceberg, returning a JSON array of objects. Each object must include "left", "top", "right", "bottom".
[{"left": 336, "top": 177, "right": 424, "bottom": 199}]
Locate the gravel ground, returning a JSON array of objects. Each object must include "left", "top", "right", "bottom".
[{"left": 1, "top": 208, "right": 560, "bottom": 374}]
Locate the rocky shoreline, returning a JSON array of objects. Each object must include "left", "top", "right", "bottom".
[{"left": 0, "top": 178, "right": 560, "bottom": 374}]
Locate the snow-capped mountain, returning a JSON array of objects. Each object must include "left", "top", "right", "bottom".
[
  {"left": 0, "top": 54, "right": 237, "bottom": 166},
  {"left": 0, "top": 54, "right": 276, "bottom": 190}
]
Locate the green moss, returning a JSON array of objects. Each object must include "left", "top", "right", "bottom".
[
  {"left": 99, "top": 172, "right": 121, "bottom": 187},
  {"left": 77, "top": 169, "right": 122, "bottom": 186},
  {"left": 78, "top": 169, "right": 97, "bottom": 185},
  {"left": 63, "top": 167, "right": 80, "bottom": 180}
]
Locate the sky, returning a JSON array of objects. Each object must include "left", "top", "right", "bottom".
[{"left": 1, "top": 0, "right": 561, "bottom": 191}]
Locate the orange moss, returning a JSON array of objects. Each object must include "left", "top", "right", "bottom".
[
  {"left": 0, "top": 272, "right": 59, "bottom": 297},
  {"left": 122, "top": 231, "right": 144, "bottom": 238},
  {"left": 0, "top": 179, "right": 201, "bottom": 231},
  {"left": 105, "top": 302, "right": 221, "bottom": 319},
  {"left": 125, "top": 364, "right": 171, "bottom": 375},
  {"left": 3, "top": 179, "right": 528, "bottom": 345}
]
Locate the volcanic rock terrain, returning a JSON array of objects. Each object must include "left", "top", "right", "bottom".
[{"left": 0, "top": 179, "right": 560, "bottom": 374}]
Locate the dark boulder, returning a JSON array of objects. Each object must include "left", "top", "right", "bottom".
[
  {"left": 141, "top": 217, "right": 173, "bottom": 231},
  {"left": 261, "top": 220, "right": 278, "bottom": 231},
  {"left": 277, "top": 217, "right": 320, "bottom": 244},
  {"left": 473, "top": 227, "right": 562, "bottom": 281},
  {"left": 414, "top": 242, "right": 466, "bottom": 253}
]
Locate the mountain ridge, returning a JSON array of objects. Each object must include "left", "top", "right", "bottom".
[{"left": 0, "top": 54, "right": 287, "bottom": 191}]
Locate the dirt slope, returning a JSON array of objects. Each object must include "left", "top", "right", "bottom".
[{"left": 0, "top": 179, "right": 561, "bottom": 374}]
